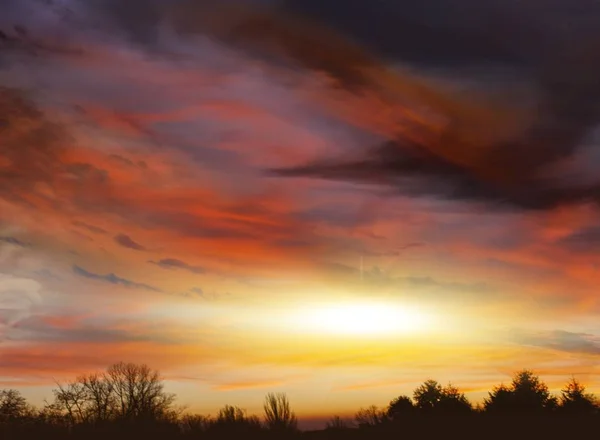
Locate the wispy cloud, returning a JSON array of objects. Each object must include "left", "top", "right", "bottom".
[
  {"left": 150, "top": 258, "right": 206, "bottom": 274},
  {"left": 72, "top": 265, "right": 161, "bottom": 292},
  {"left": 213, "top": 379, "right": 285, "bottom": 392},
  {"left": 511, "top": 329, "right": 600, "bottom": 356},
  {"left": 0, "top": 236, "right": 30, "bottom": 247},
  {"left": 114, "top": 233, "right": 147, "bottom": 251},
  {"left": 72, "top": 221, "right": 107, "bottom": 235}
]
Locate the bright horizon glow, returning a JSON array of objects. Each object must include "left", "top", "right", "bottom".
[{"left": 291, "top": 301, "right": 435, "bottom": 337}]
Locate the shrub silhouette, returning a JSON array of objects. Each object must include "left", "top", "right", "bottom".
[
  {"left": 354, "top": 405, "right": 387, "bottom": 428},
  {"left": 263, "top": 392, "right": 297, "bottom": 432},
  {"left": 325, "top": 415, "right": 352, "bottom": 430}
]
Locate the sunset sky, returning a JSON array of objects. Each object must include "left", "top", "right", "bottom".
[{"left": 2, "top": 0, "right": 600, "bottom": 427}]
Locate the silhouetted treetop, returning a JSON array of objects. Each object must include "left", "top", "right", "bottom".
[
  {"left": 559, "top": 378, "right": 597, "bottom": 414},
  {"left": 413, "top": 380, "right": 472, "bottom": 414},
  {"left": 5, "top": 362, "right": 600, "bottom": 440},
  {"left": 484, "top": 370, "right": 557, "bottom": 413},
  {"left": 0, "top": 389, "right": 31, "bottom": 421},
  {"left": 387, "top": 395, "right": 415, "bottom": 421},
  {"left": 49, "top": 362, "right": 176, "bottom": 426}
]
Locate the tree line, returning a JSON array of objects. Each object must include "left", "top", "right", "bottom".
[{"left": 2, "top": 363, "right": 600, "bottom": 439}]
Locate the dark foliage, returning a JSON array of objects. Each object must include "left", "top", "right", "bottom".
[{"left": 2, "top": 365, "right": 600, "bottom": 440}]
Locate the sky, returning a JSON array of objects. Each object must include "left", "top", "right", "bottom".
[{"left": 1, "top": 0, "right": 600, "bottom": 427}]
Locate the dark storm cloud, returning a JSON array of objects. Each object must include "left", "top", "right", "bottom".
[
  {"left": 4, "top": 0, "right": 600, "bottom": 211},
  {"left": 272, "top": 132, "right": 600, "bottom": 211},
  {"left": 72, "top": 265, "right": 161, "bottom": 292},
  {"left": 114, "top": 233, "right": 147, "bottom": 251},
  {"left": 267, "top": 1, "right": 600, "bottom": 211},
  {"left": 149, "top": 258, "right": 206, "bottom": 274}
]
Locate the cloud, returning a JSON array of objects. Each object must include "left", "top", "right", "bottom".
[
  {"left": 558, "top": 227, "right": 600, "bottom": 254},
  {"left": 72, "top": 265, "right": 161, "bottom": 292},
  {"left": 512, "top": 329, "right": 600, "bottom": 356},
  {"left": 0, "top": 86, "right": 67, "bottom": 197},
  {"left": 150, "top": 258, "right": 206, "bottom": 274},
  {"left": 72, "top": 221, "right": 107, "bottom": 235},
  {"left": 5, "top": 0, "right": 600, "bottom": 216},
  {"left": 213, "top": 379, "right": 284, "bottom": 391},
  {"left": 272, "top": 137, "right": 600, "bottom": 211},
  {"left": 219, "top": 1, "right": 600, "bottom": 211},
  {"left": 114, "top": 233, "right": 147, "bottom": 251},
  {"left": 0, "top": 236, "right": 30, "bottom": 248},
  {"left": 6, "top": 314, "right": 181, "bottom": 345},
  {"left": 108, "top": 154, "right": 147, "bottom": 169},
  {"left": 0, "top": 86, "right": 113, "bottom": 214},
  {"left": 189, "top": 287, "right": 204, "bottom": 296},
  {"left": 0, "top": 274, "right": 43, "bottom": 337}
]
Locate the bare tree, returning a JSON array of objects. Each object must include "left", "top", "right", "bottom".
[
  {"left": 52, "top": 381, "right": 89, "bottom": 425},
  {"left": 326, "top": 415, "right": 352, "bottom": 429},
  {"left": 104, "top": 362, "right": 175, "bottom": 422},
  {"left": 179, "top": 414, "right": 211, "bottom": 434},
  {"left": 354, "top": 405, "right": 387, "bottom": 427},
  {"left": 263, "top": 392, "right": 297, "bottom": 432},
  {"left": 49, "top": 362, "right": 175, "bottom": 426},
  {"left": 79, "top": 373, "right": 115, "bottom": 423}
]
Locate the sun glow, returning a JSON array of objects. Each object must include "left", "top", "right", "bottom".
[{"left": 295, "top": 301, "right": 434, "bottom": 337}]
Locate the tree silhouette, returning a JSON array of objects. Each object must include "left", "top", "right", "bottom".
[
  {"left": 263, "top": 393, "right": 297, "bottom": 432},
  {"left": 484, "top": 370, "right": 556, "bottom": 414},
  {"left": 437, "top": 383, "right": 472, "bottom": 414},
  {"left": 354, "top": 405, "right": 387, "bottom": 427},
  {"left": 413, "top": 380, "right": 472, "bottom": 414},
  {"left": 483, "top": 384, "right": 513, "bottom": 414},
  {"left": 325, "top": 415, "right": 351, "bottom": 430},
  {"left": 387, "top": 395, "right": 415, "bottom": 421},
  {"left": 413, "top": 379, "right": 444, "bottom": 412},
  {"left": 52, "top": 381, "right": 89, "bottom": 426},
  {"left": 105, "top": 362, "right": 176, "bottom": 422},
  {"left": 50, "top": 362, "right": 176, "bottom": 427},
  {"left": 0, "top": 389, "right": 31, "bottom": 422},
  {"left": 216, "top": 405, "right": 247, "bottom": 425},
  {"left": 559, "top": 378, "right": 597, "bottom": 415},
  {"left": 208, "top": 405, "right": 262, "bottom": 436},
  {"left": 7, "top": 362, "right": 600, "bottom": 440},
  {"left": 179, "top": 413, "right": 211, "bottom": 435}
]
